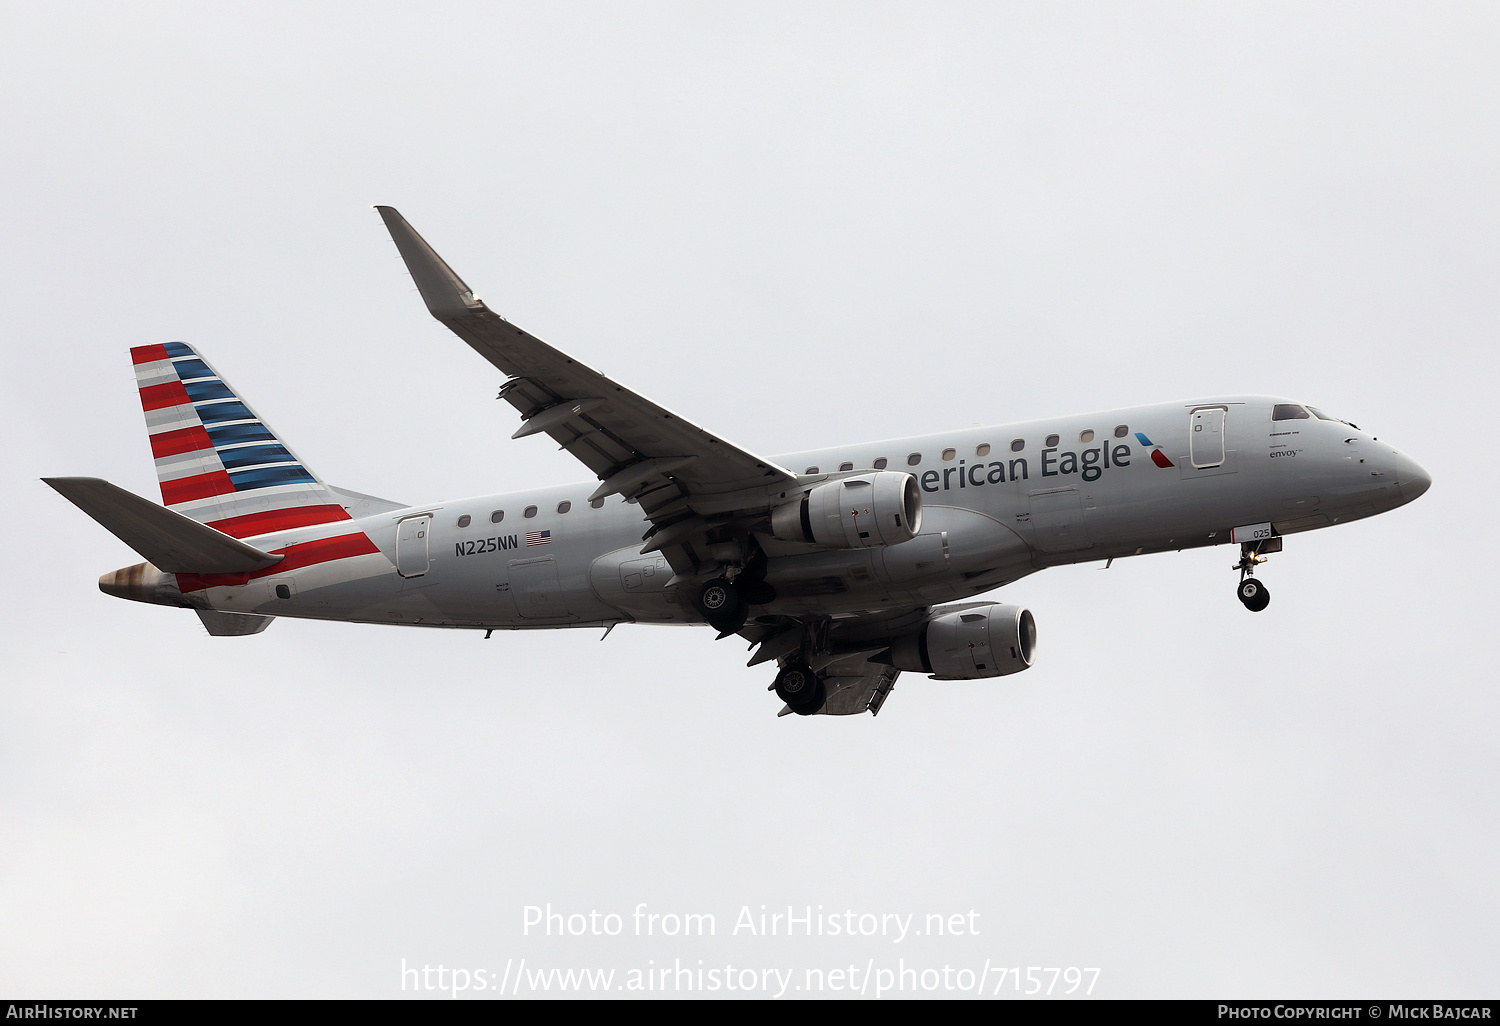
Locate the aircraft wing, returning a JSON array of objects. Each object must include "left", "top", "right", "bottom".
[{"left": 376, "top": 207, "right": 799, "bottom": 561}]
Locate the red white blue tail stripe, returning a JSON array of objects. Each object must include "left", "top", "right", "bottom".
[{"left": 131, "top": 342, "right": 352, "bottom": 539}]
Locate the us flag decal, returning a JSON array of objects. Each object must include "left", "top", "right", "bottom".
[{"left": 526, "top": 530, "right": 552, "bottom": 547}]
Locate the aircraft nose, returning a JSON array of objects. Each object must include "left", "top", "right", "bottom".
[{"left": 1397, "top": 454, "right": 1432, "bottom": 504}]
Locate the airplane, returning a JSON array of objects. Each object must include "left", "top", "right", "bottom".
[{"left": 43, "top": 206, "right": 1433, "bottom": 718}]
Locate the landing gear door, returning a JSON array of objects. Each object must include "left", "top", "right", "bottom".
[
  {"left": 1190, "top": 407, "right": 1226, "bottom": 468},
  {"left": 396, "top": 514, "right": 432, "bottom": 578}
]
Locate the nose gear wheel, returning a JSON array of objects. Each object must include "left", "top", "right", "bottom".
[
  {"left": 1233, "top": 541, "right": 1273, "bottom": 612},
  {"left": 1237, "top": 577, "right": 1270, "bottom": 612}
]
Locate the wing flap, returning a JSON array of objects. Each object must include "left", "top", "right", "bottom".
[
  {"left": 777, "top": 661, "right": 900, "bottom": 718},
  {"left": 817, "top": 652, "right": 901, "bottom": 716}
]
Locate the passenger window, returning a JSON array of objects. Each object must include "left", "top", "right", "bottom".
[
  {"left": 557, "top": 501, "right": 571, "bottom": 514},
  {"left": 590, "top": 497, "right": 605, "bottom": 509},
  {"left": 941, "top": 448, "right": 956, "bottom": 462},
  {"left": 1010, "top": 439, "right": 1025, "bottom": 452},
  {"left": 1045, "top": 434, "right": 1060, "bottom": 447},
  {"left": 838, "top": 461, "right": 853, "bottom": 472},
  {"left": 490, "top": 510, "right": 504, "bottom": 524},
  {"left": 873, "top": 457, "right": 888, "bottom": 470},
  {"left": 907, "top": 453, "right": 922, "bottom": 466},
  {"left": 804, "top": 466, "right": 819, "bottom": 475},
  {"left": 456, "top": 514, "right": 471, "bottom": 528},
  {"left": 1273, "top": 404, "right": 1311, "bottom": 421},
  {"left": 523, "top": 505, "right": 538, "bottom": 518},
  {"left": 976, "top": 443, "right": 991, "bottom": 457},
  {"left": 1079, "top": 430, "right": 1094, "bottom": 443},
  {"left": 1114, "top": 425, "right": 1129, "bottom": 438}
]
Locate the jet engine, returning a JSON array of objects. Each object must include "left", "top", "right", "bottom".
[
  {"left": 769, "top": 472, "right": 922, "bottom": 549},
  {"left": 886, "top": 603, "right": 1036, "bottom": 679}
]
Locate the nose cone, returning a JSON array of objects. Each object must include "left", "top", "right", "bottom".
[{"left": 1396, "top": 455, "right": 1432, "bottom": 504}]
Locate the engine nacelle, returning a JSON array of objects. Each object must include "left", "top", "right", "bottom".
[
  {"left": 769, "top": 472, "right": 922, "bottom": 549},
  {"left": 888, "top": 603, "right": 1036, "bottom": 679}
]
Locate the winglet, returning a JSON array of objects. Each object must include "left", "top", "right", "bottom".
[
  {"left": 44, "top": 477, "right": 283, "bottom": 574},
  {"left": 374, "top": 206, "right": 486, "bottom": 319}
]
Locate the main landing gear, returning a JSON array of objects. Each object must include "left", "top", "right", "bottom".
[
  {"left": 1233, "top": 539, "right": 1279, "bottom": 613},
  {"left": 695, "top": 577, "right": 747, "bottom": 635},
  {"left": 693, "top": 560, "right": 777, "bottom": 637},
  {"left": 770, "top": 661, "right": 827, "bottom": 716}
]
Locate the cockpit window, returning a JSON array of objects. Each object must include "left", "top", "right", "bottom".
[{"left": 1272, "top": 404, "right": 1311, "bottom": 421}]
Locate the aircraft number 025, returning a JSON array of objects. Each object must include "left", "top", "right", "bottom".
[{"left": 1230, "top": 523, "right": 1274, "bottom": 544}]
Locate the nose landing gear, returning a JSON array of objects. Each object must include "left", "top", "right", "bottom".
[
  {"left": 1233, "top": 539, "right": 1279, "bottom": 612},
  {"left": 1237, "top": 576, "right": 1270, "bottom": 612}
]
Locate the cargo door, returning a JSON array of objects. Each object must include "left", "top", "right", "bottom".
[
  {"left": 509, "top": 556, "right": 569, "bottom": 619},
  {"left": 1027, "top": 487, "right": 1092, "bottom": 554}
]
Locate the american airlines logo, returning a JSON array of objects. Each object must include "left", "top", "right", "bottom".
[{"left": 1134, "top": 432, "right": 1176, "bottom": 469}]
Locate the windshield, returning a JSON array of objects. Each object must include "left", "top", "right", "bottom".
[{"left": 1307, "top": 406, "right": 1361, "bottom": 430}]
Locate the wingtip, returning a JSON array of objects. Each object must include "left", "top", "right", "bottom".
[{"left": 375, "top": 207, "right": 484, "bottom": 319}]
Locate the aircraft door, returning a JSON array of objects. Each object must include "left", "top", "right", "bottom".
[
  {"left": 396, "top": 514, "right": 431, "bottom": 578},
  {"left": 1190, "top": 407, "right": 1226, "bottom": 468},
  {"left": 509, "top": 556, "right": 570, "bottom": 619}
]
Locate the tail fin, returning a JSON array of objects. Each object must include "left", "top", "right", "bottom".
[{"left": 130, "top": 342, "right": 354, "bottom": 539}]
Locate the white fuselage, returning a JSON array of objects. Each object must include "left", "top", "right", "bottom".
[{"left": 177, "top": 396, "right": 1427, "bottom": 631}]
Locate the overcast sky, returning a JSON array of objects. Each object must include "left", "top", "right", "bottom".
[{"left": 2, "top": 1, "right": 1496, "bottom": 999}]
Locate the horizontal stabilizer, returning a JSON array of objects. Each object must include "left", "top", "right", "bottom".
[
  {"left": 197, "top": 609, "right": 275, "bottom": 636},
  {"left": 43, "top": 477, "right": 284, "bottom": 574}
]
